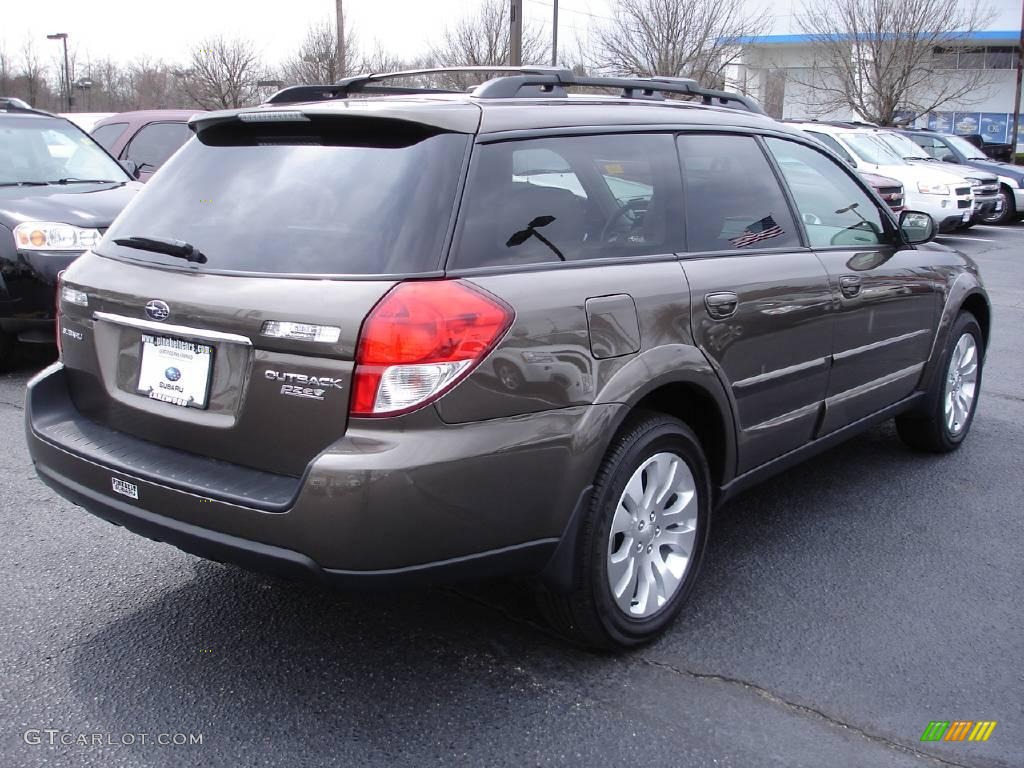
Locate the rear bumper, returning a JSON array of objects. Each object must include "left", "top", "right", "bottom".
[{"left": 27, "top": 363, "right": 616, "bottom": 586}]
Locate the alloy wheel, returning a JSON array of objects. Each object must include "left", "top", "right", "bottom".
[
  {"left": 606, "top": 452, "right": 698, "bottom": 618},
  {"left": 945, "top": 332, "right": 979, "bottom": 436}
]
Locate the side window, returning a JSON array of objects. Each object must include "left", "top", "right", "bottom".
[
  {"left": 908, "top": 134, "right": 954, "bottom": 161},
  {"left": 450, "top": 133, "right": 683, "bottom": 268},
  {"left": 677, "top": 134, "right": 801, "bottom": 253},
  {"left": 123, "top": 122, "right": 191, "bottom": 170},
  {"left": 805, "top": 131, "right": 855, "bottom": 166},
  {"left": 765, "top": 138, "right": 895, "bottom": 248},
  {"left": 91, "top": 122, "right": 128, "bottom": 151}
]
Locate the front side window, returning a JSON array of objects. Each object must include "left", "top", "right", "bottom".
[
  {"left": 0, "top": 117, "right": 128, "bottom": 185},
  {"left": 450, "top": 133, "right": 683, "bottom": 268},
  {"left": 766, "top": 138, "right": 895, "bottom": 248},
  {"left": 123, "top": 122, "right": 193, "bottom": 170},
  {"left": 944, "top": 134, "right": 988, "bottom": 160},
  {"left": 906, "top": 134, "right": 955, "bottom": 161},
  {"left": 91, "top": 122, "right": 128, "bottom": 151},
  {"left": 839, "top": 133, "right": 905, "bottom": 165},
  {"left": 677, "top": 134, "right": 800, "bottom": 253}
]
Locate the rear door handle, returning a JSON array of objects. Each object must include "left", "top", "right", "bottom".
[
  {"left": 705, "top": 291, "right": 739, "bottom": 319},
  {"left": 839, "top": 275, "right": 862, "bottom": 298}
]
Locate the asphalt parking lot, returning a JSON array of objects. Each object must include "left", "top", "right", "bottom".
[{"left": 2, "top": 227, "right": 1021, "bottom": 768}]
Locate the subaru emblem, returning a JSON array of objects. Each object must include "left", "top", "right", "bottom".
[
  {"left": 145, "top": 299, "right": 170, "bottom": 322},
  {"left": 164, "top": 367, "right": 182, "bottom": 382}
]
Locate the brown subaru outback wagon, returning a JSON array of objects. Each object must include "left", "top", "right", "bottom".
[{"left": 26, "top": 68, "right": 990, "bottom": 649}]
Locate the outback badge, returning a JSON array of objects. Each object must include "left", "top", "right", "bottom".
[{"left": 265, "top": 369, "right": 344, "bottom": 401}]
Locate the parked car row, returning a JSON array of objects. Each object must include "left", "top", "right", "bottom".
[{"left": 786, "top": 120, "right": 1003, "bottom": 233}]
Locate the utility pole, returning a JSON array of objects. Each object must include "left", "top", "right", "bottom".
[
  {"left": 1011, "top": 0, "right": 1024, "bottom": 157},
  {"left": 335, "top": 0, "right": 346, "bottom": 78},
  {"left": 46, "top": 33, "right": 72, "bottom": 111},
  {"left": 551, "top": 0, "right": 559, "bottom": 66},
  {"left": 510, "top": 0, "right": 523, "bottom": 66}
]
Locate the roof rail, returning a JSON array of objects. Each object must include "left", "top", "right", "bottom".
[
  {"left": 0, "top": 97, "right": 54, "bottom": 118},
  {"left": 265, "top": 67, "right": 765, "bottom": 114}
]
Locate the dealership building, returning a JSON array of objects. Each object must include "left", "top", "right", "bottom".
[{"left": 730, "top": 0, "right": 1024, "bottom": 146}]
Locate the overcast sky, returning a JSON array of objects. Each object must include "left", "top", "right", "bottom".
[{"left": 1, "top": 0, "right": 622, "bottom": 74}]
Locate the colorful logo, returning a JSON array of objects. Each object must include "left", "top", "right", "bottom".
[
  {"left": 164, "top": 367, "right": 182, "bottom": 382},
  {"left": 921, "top": 721, "right": 997, "bottom": 742}
]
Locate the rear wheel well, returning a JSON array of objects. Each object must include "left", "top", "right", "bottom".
[
  {"left": 632, "top": 384, "right": 729, "bottom": 492},
  {"left": 960, "top": 293, "right": 990, "bottom": 349}
]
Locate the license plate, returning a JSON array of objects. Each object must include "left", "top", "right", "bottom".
[
  {"left": 137, "top": 334, "right": 213, "bottom": 408},
  {"left": 962, "top": 210, "right": 971, "bottom": 222},
  {"left": 995, "top": 199, "right": 1004, "bottom": 212}
]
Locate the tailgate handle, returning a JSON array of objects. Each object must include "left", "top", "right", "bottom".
[{"left": 705, "top": 291, "right": 739, "bottom": 319}]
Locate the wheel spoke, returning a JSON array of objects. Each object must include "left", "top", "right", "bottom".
[
  {"left": 633, "top": 559, "right": 654, "bottom": 614},
  {"left": 611, "top": 503, "right": 634, "bottom": 536},
  {"left": 609, "top": 552, "right": 638, "bottom": 610},
  {"left": 653, "top": 456, "right": 680, "bottom": 507}
]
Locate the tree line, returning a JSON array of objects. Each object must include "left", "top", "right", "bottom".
[{"left": 0, "top": 0, "right": 999, "bottom": 125}]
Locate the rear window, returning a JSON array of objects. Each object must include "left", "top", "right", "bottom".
[{"left": 99, "top": 119, "right": 469, "bottom": 275}]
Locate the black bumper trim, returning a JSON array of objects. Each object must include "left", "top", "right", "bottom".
[{"left": 35, "top": 461, "right": 558, "bottom": 588}]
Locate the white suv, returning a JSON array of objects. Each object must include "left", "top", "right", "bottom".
[{"left": 789, "top": 122, "right": 973, "bottom": 233}]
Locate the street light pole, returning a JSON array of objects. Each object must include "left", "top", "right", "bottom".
[
  {"left": 46, "top": 33, "right": 72, "bottom": 111},
  {"left": 551, "top": 0, "right": 559, "bottom": 66},
  {"left": 510, "top": 0, "right": 523, "bottom": 66},
  {"left": 1011, "top": 1, "right": 1024, "bottom": 158}
]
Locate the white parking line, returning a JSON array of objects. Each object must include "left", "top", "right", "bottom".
[{"left": 936, "top": 235, "right": 996, "bottom": 243}]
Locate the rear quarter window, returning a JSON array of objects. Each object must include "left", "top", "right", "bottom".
[{"left": 450, "top": 133, "right": 684, "bottom": 269}]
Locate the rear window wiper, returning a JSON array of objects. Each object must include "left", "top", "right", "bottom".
[
  {"left": 0, "top": 181, "right": 49, "bottom": 187},
  {"left": 112, "top": 235, "right": 208, "bottom": 264}
]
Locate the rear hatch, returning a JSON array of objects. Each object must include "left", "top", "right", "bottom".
[{"left": 57, "top": 108, "right": 475, "bottom": 476}]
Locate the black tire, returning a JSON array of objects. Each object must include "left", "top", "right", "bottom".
[
  {"left": 979, "top": 187, "right": 1014, "bottom": 225},
  {"left": 896, "top": 312, "right": 983, "bottom": 452},
  {"left": 537, "top": 412, "right": 711, "bottom": 650}
]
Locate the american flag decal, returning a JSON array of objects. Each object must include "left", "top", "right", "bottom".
[{"left": 729, "top": 215, "right": 784, "bottom": 248}]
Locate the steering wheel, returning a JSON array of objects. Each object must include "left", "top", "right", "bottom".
[{"left": 600, "top": 198, "right": 649, "bottom": 243}]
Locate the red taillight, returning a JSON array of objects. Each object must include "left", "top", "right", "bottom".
[{"left": 351, "top": 280, "right": 514, "bottom": 416}]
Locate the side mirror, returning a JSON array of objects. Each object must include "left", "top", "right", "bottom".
[
  {"left": 120, "top": 159, "right": 140, "bottom": 179},
  {"left": 899, "top": 210, "right": 936, "bottom": 244}
]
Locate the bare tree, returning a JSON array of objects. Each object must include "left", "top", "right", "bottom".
[
  {"left": 0, "top": 45, "right": 12, "bottom": 96},
  {"left": 281, "top": 18, "right": 358, "bottom": 85},
  {"left": 20, "top": 40, "right": 46, "bottom": 107},
  {"left": 179, "top": 37, "right": 269, "bottom": 109},
  {"left": 591, "top": 0, "right": 768, "bottom": 87},
  {"left": 431, "top": 0, "right": 549, "bottom": 88},
  {"left": 793, "top": 0, "right": 995, "bottom": 124}
]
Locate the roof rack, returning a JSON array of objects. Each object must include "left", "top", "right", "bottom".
[
  {"left": 265, "top": 67, "right": 765, "bottom": 114},
  {"left": 0, "top": 97, "right": 53, "bottom": 117}
]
